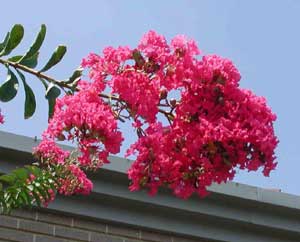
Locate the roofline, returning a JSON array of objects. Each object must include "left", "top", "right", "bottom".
[
  {"left": 1, "top": 130, "right": 300, "bottom": 242},
  {"left": 0, "top": 130, "right": 298, "bottom": 210}
]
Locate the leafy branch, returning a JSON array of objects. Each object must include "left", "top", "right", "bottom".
[
  {"left": 0, "top": 25, "right": 179, "bottom": 213},
  {"left": 0, "top": 24, "right": 80, "bottom": 213},
  {"left": 0, "top": 165, "right": 60, "bottom": 213},
  {"left": 0, "top": 24, "right": 176, "bottom": 123},
  {"left": 0, "top": 24, "right": 81, "bottom": 119}
]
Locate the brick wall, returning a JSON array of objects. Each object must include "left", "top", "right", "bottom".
[{"left": 0, "top": 209, "right": 206, "bottom": 242}]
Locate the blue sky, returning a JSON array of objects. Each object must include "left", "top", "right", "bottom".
[{"left": 0, "top": 0, "right": 299, "bottom": 195}]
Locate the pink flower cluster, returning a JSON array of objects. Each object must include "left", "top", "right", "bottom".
[
  {"left": 126, "top": 32, "right": 276, "bottom": 198},
  {"left": 45, "top": 85, "right": 123, "bottom": 166},
  {"left": 25, "top": 174, "right": 55, "bottom": 207},
  {"left": 59, "top": 164, "right": 93, "bottom": 196},
  {"left": 34, "top": 139, "right": 70, "bottom": 165},
  {"left": 34, "top": 83, "right": 123, "bottom": 196},
  {"left": 35, "top": 30, "right": 278, "bottom": 200}
]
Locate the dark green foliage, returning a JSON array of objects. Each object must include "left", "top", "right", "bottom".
[
  {"left": 0, "top": 24, "right": 80, "bottom": 119},
  {"left": 0, "top": 24, "right": 24, "bottom": 57},
  {"left": 0, "top": 68, "right": 19, "bottom": 102},
  {"left": 0, "top": 165, "right": 60, "bottom": 214},
  {"left": 0, "top": 24, "right": 84, "bottom": 213},
  {"left": 45, "top": 83, "right": 61, "bottom": 118},
  {"left": 16, "top": 70, "right": 36, "bottom": 119},
  {"left": 19, "top": 24, "right": 46, "bottom": 62},
  {"left": 39, "top": 45, "right": 67, "bottom": 72}
]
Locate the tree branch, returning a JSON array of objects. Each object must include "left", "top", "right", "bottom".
[{"left": 0, "top": 58, "right": 70, "bottom": 88}]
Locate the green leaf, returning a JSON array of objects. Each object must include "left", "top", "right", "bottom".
[
  {"left": 45, "top": 82, "right": 61, "bottom": 99},
  {"left": 35, "top": 185, "right": 48, "bottom": 201},
  {"left": 38, "top": 78, "right": 58, "bottom": 119},
  {"left": 12, "top": 168, "right": 28, "bottom": 181},
  {"left": 0, "top": 33, "right": 9, "bottom": 52},
  {"left": 27, "top": 184, "right": 34, "bottom": 192},
  {"left": 0, "top": 174, "right": 16, "bottom": 185},
  {"left": 19, "top": 52, "right": 39, "bottom": 68},
  {"left": 65, "top": 67, "right": 83, "bottom": 84},
  {"left": 13, "top": 189, "right": 22, "bottom": 206},
  {"left": 48, "top": 99, "right": 56, "bottom": 119},
  {"left": 39, "top": 45, "right": 66, "bottom": 72},
  {"left": 47, "top": 179, "right": 57, "bottom": 190},
  {"left": 16, "top": 70, "right": 36, "bottom": 119},
  {"left": 19, "top": 24, "right": 46, "bottom": 62},
  {"left": 38, "top": 77, "right": 48, "bottom": 89},
  {"left": 31, "top": 190, "right": 41, "bottom": 207},
  {"left": 9, "top": 53, "right": 39, "bottom": 68},
  {"left": 8, "top": 55, "right": 22, "bottom": 62},
  {"left": 4, "top": 192, "right": 12, "bottom": 205},
  {"left": 45, "top": 83, "right": 61, "bottom": 119},
  {"left": 25, "top": 165, "right": 42, "bottom": 176},
  {"left": 19, "top": 190, "right": 31, "bottom": 206},
  {"left": 24, "top": 190, "right": 33, "bottom": 206},
  {"left": 0, "top": 68, "right": 19, "bottom": 102},
  {"left": 0, "top": 24, "right": 24, "bottom": 57}
]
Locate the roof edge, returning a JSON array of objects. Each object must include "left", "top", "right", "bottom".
[{"left": 0, "top": 130, "right": 299, "bottom": 210}]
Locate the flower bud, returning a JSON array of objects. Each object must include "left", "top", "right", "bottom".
[
  {"left": 170, "top": 99, "right": 177, "bottom": 107},
  {"left": 57, "top": 134, "right": 66, "bottom": 141},
  {"left": 160, "top": 89, "right": 168, "bottom": 99}
]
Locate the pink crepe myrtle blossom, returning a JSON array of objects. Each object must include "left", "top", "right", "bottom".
[
  {"left": 43, "top": 86, "right": 123, "bottom": 167},
  {"left": 35, "top": 30, "right": 278, "bottom": 200},
  {"left": 58, "top": 164, "right": 93, "bottom": 196}
]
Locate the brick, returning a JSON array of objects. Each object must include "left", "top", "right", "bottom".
[
  {"left": 19, "top": 219, "right": 54, "bottom": 235},
  {"left": 0, "top": 215, "right": 18, "bottom": 228},
  {"left": 55, "top": 225, "right": 89, "bottom": 241},
  {"left": 140, "top": 230, "right": 172, "bottom": 242},
  {"left": 73, "top": 218, "right": 106, "bottom": 233},
  {"left": 37, "top": 211, "right": 72, "bottom": 226},
  {"left": 11, "top": 208, "right": 36, "bottom": 220},
  {"left": 107, "top": 224, "right": 140, "bottom": 239},
  {"left": 91, "top": 233, "right": 124, "bottom": 242},
  {"left": 124, "top": 239, "right": 144, "bottom": 242},
  {"left": 35, "top": 235, "right": 72, "bottom": 242},
  {"left": 172, "top": 236, "right": 204, "bottom": 242},
  {"left": 0, "top": 227, "right": 33, "bottom": 242}
]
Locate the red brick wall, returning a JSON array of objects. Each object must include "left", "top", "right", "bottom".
[{"left": 0, "top": 209, "right": 206, "bottom": 242}]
